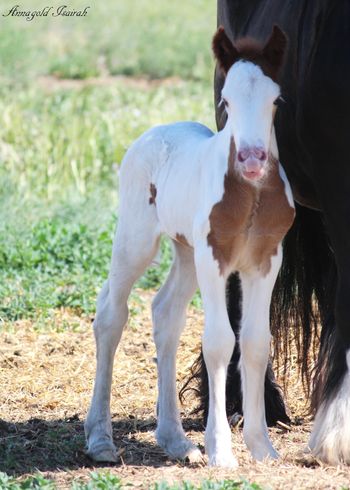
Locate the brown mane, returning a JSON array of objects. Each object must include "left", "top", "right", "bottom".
[{"left": 234, "top": 37, "right": 280, "bottom": 82}]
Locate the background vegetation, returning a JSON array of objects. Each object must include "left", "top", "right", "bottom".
[{"left": 0, "top": 0, "right": 216, "bottom": 330}]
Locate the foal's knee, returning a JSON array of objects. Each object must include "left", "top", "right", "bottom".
[
  {"left": 152, "top": 296, "right": 167, "bottom": 325},
  {"left": 94, "top": 281, "right": 129, "bottom": 340},
  {"left": 152, "top": 303, "right": 166, "bottom": 347},
  {"left": 240, "top": 328, "right": 270, "bottom": 367},
  {"left": 152, "top": 299, "right": 180, "bottom": 352},
  {"left": 152, "top": 288, "right": 180, "bottom": 325},
  {"left": 203, "top": 322, "right": 235, "bottom": 367}
]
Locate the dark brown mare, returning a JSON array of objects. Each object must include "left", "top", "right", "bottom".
[{"left": 187, "top": 0, "right": 350, "bottom": 465}]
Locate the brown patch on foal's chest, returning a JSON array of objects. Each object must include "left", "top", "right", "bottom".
[
  {"left": 207, "top": 139, "right": 295, "bottom": 276},
  {"left": 149, "top": 183, "right": 157, "bottom": 205}
]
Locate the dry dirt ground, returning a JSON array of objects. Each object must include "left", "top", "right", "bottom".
[
  {"left": 37, "top": 75, "right": 185, "bottom": 92},
  {"left": 1, "top": 289, "right": 350, "bottom": 489}
]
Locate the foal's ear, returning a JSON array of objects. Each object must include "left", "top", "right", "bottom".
[
  {"left": 262, "top": 25, "right": 287, "bottom": 70},
  {"left": 212, "top": 26, "right": 239, "bottom": 75}
]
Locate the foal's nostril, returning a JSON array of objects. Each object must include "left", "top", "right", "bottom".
[
  {"left": 238, "top": 150, "right": 249, "bottom": 162},
  {"left": 238, "top": 147, "right": 266, "bottom": 162},
  {"left": 255, "top": 149, "right": 267, "bottom": 161}
]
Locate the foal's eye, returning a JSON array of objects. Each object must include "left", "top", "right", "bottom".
[{"left": 273, "top": 96, "right": 285, "bottom": 107}]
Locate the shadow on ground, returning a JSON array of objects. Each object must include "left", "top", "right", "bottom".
[{"left": 0, "top": 416, "right": 205, "bottom": 476}]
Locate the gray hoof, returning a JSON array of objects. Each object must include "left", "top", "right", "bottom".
[
  {"left": 86, "top": 442, "right": 119, "bottom": 463},
  {"left": 185, "top": 446, "right": 205, "bottom": 464}
]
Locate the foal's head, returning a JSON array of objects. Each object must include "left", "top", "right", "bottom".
[{"left": 213, "top": 26, "right": 287, "bottom": 182}]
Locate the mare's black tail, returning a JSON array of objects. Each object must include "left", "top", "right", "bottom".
[{"left": 271, "top": 203, "right": 341, "bottom": 412}]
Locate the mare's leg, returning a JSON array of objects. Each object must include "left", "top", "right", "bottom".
[
  {"left": 239, "top": 247, "right": 282, "bottom": 460},
  {"left": 85, "top": 206, "right": 160, "bottom": 462},
  {"left": 194, "top": 245, "right": 237, "bottom": 467},
  {"left": 308, "top": 205, "right": 350, "bottom": 463},
  {"left": 153, "top": 241, "right": 202, "bottom": 462}
]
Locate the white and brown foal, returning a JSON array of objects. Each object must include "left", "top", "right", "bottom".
[{"left": 85, "top": 26, "right": 295, "bottom": 468}]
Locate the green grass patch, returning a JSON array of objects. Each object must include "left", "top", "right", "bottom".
[
  {"left": 0, "top": 0, "right": 215, "bottom": 84},
  {"left": 0, "top": 199, "right": 115, "bottom": 324},
  {"left": 0, "top": 196, "right": 179, "bottom": 328},
  {"left": 0, "top": 472, "right": 55, "bottom": 489},
  {"left": 152, "top": 480, "right": 264, "bottom": 490},
  {"left": 0, "top": 473, "right": 265, "bottom": 490},
  {"left": 72, "top": 472, "right": 123, "bottom": 490},
  {"left": 0, "top": 81, "right": 213, "bottom": 202}
]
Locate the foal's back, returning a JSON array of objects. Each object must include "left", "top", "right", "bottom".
[{"left": 121, "top": 121, "right": 214, "bottom": 177}]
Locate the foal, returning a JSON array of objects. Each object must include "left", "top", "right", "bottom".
[{"left": 85, "top": 26, "right": 294, "bottom": 467}]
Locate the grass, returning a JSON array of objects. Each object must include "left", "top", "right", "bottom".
[
  {"left": 0, "top": 0, "right": 216, "bottom": 84},
  {"left": 0, "top": 197, "right": 177, "bottom": 329},
  {"left": 152, "top": 481, "right": 264, "bottom": 490},
  {"left": 0, "top": 472, "right": 264, "bottom": 490},
  {"left": 0, "top": 199, "right": 115, "bottom": 325},
  {"left": 0, "top": 81, "right": 214, "bottom": 202},
  {"left": 0, "top": 473, "right": 56, "bottom": 489}
]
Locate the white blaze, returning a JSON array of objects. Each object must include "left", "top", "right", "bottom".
[{"left": 222, "top": 61, "right": 280, "bottom": 152}]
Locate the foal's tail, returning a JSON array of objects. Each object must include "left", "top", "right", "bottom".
[{"left": 180, "top": 204, "right": 339, "bottom": 421}]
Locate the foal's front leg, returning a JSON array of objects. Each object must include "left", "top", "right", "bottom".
[
  {"left": 153, "top": 242, "right": 202, "bottom": 462},
  {"left": 239, "top": 247, "right": 282, "bottom": 461},
  {"left": 194, "top": 245, "right": 237, "bottom": 468}
]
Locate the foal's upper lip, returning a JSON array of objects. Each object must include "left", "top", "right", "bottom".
[{"left": 243, "top": 169, "right": 265, "bottom": 180}]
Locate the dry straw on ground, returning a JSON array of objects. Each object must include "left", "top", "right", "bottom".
[{"left": 0, "top": 289, "right": 349, "bottom": 489}]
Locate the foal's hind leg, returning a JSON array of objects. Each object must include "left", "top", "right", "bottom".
[
  {"left": 239, "top": 247, "right": 282, "bottom": 461},
  {"left": 85, "top": 208, "right": 160, "bottom": 462},
  {"left": 153, "top": 241, "right": 202, "bottom": 462}
]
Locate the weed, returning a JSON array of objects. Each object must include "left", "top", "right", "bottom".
[
  {"left": 72, "top": 471, "right": 123, "bottom": 490},
  {"left": 0, "top": 473, "right": 55, "bottom": 489},
  {"left": 152, "top": 480, "right": 265, "bottom": 490}
]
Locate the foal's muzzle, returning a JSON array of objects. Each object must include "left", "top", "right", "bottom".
[{"left": 237, "top": 146, "right": 267, "bottom": 181}]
